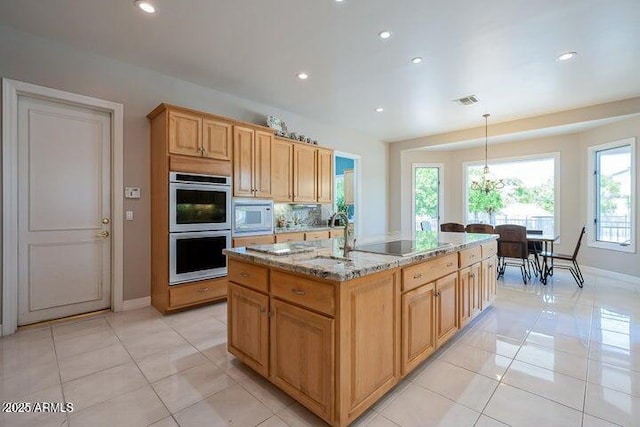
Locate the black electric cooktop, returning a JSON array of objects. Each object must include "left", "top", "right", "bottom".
[{"left": 355, "top": 240, "right": 419, "bottom": 257}]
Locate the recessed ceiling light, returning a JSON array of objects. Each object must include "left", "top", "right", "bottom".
[
  {"left": 375, "top": 107, "right": 384, "bottom": 113},
  {"left": 335, "top": 0, "right": 344, "bottom": 2},
  {"left": 297, "top": 72, "right": 309, "bottom": 80},
  {"left": 378, "top": 30, "right": 392, "bottom": 39},
  {"left": 556, "top": 51, "right": 577, "bottom": 61},
  {"left": 134, "top": 0, "right": 156, "bottom": 14},
  {"left": 411, "top": 57, "right": 423, "bottom": 64}
]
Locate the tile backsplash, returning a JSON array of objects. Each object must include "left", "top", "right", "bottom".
[{"left": 274, "top": 204, "right": 334, "bottom": 228}]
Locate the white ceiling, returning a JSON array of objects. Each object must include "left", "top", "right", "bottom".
[{"left": 1, "top": 0, "right": 639, "bottom": 142}]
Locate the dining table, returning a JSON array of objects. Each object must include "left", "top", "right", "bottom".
[{"left": 526, "top": 233, "right": 559, "bottom": 284}]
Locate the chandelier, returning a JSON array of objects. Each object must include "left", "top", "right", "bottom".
[{"left": 471, "top": 113, "right": 504, "bottom": 194}]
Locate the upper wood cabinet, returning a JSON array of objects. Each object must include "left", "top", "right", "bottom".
[
  {"left": 344, "top": 168, "right": 354, "bottom": 205},
  {"left": 167, "top": 109, "right": 232, "bottom": 161},
  {"left": 233, "top": 126, "right": 272, "bottom": 198},
  {"left": 271, "top": 137, "right": 293, "bottom": 202},
  {"left": 203, "top": 118, "right": 232, "bottom": 161},
  {"left": 317, "top": 147, "right": 333, "bottom": 204},
  {"left": 293, "top": 144, "right": 317, "bottom": 203}
]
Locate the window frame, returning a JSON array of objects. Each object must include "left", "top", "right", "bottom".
[
  {"left": 462, "top": 152, "right": 560, "bottom": 237},
  {"left": 587, "top": 137, "right": 636, "bottom": 253}
]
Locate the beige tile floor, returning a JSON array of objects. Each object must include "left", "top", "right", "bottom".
[{"left": 1, "top": 268, "right": 639, "bottom": 427}]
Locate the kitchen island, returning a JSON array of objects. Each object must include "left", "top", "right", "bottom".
[{"left": 223, "top": 232, "right": 498, "bottom": 426}]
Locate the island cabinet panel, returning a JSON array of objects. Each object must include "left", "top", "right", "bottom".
[
  {"left": 481, "top": 255, "right": 498, "bottom": 309},
  {"left": 227, "top": 259, "right": 269, "bottom": 293},
  {"left": 402, "top": 253, "right": 457, "bottom": 292},
  {"left": 271, "top": 271, "right": 335, "bottom": 316},
  {"left": 435, "top": 272, "right": 459, "bottom": 347},
  {"left": 337, "top": 270, "right": 400, "bottom": 424},
  {"left": 227, "top": 283, "right": 269, "bottom": 377},
  {"left": 459, "top": 246, "right": 482, "bottom": 268},
  {"left": 401, "top": 282, "right": 435, "bottom": 375},
  {"left": 270, "top": 299, "right": 334, "bottom": 421},
  {"left": 459, "top": 262, "right": 481, "bottom": 328}
]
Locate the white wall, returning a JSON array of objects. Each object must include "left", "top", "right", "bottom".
[
  {"left": 395, "top": 117, "right": 640, "bottom": 278},
  {"left": 0, "top": 25, "right": 388, "bottom": 303}
]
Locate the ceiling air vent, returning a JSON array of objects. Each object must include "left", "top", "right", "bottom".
[{"left": 452, "top": 95, "right": 479, "bottom": 106}]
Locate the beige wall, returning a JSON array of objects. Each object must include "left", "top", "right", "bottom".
[
  {"left": 394, "top": 116, "right": 640, "bottom": 278},
  {"left": 0, "top": 25, "right": 388, "bottom": 309}
]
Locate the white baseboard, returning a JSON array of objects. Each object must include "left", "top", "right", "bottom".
[
  {"left": 122, "top": 296, "right": 151, "bottom": 311},
  {"left": 581, "top": 266, "right": 640, "bottom": 286}
]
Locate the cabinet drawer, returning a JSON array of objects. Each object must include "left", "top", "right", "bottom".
[
  {"left": 481, "top": 241, "right": 498, "bottom": 259},
  {"left": 459, "top": 246, "right": 482, "bottom": 268},
  {"left": 228, "top": 259, "right": 269, "bottom": 293},
  {"left": 329, "top": 229, "right": 345, "bottom": 238},
  {"left": 271, "top": 271, "right": 335, "bottom": 316},
  {"left": 402, "top": 253, "right": 458, "bottom": 292},
  {"left": 274, "top": 232, "right": 305, "bottom": 243},
  {"left": 305, "top": 230, "right": 330, "bottom": 240},
  {"left": 232, "top": 235, "right": 275, "bottom": 248},
  {"left": 169, "top": 279, "right": 226, "bottom": 308}
]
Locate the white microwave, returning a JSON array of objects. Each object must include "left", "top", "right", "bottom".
[{"left": 232, "top": 198, "right": 274, "bottom": 236}]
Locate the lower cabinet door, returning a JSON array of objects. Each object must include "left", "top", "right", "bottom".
[
  {"left": 481, "top": 256, "right": 498, "bottom": 309},
  {"left": 227, "top": 283, "right": 269, "bottom": 376},
  {"left": 435, "top": 272, "right": 459, "bottom": 347},
  {"left": 270, "top": 299, "right": 334, "bottom": 421},
  {"left": 401, "top": 282, "right": 436, "bottom": 375}
]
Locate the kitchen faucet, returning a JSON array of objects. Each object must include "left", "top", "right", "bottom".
[{"left": 329, "top": 212, "right": 355, "bottom": 258}]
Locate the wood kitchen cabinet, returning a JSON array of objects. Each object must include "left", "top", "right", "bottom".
[
  {"left": 458, "top": 262, "right": 481, "bottom": 328},
  {"left": 271, "top": 137, "right": 294, "bottom": 202},
  {"left": 167, "top": 108, "right": 233, "bottom": 161},
  {"left": 293, "top": 144, "right": 317, "bottom": 202},
  {"left": 233, "top": 126, "right": 272, "bottom": 198},
  {"left": 481, "top": 255, "right": 498, "bottom": 309},
  {"left": 232, "top": 234, "right": 275, "bottom": 248},
  {"left": 435, "top": 272, "right": 459, "bottom": 347},
  {"left": 228, "top": 282, "right": 270, "bottom": 377},
  {"left": 270, "top": 298, "right": 334, "bottom": 420},
  {"left": 401, "top": 282, "right": 435, "bottom": 374},
  {"left": 317, "top": 147, "right": 333, "bottom": 204},
  {"left": 147, "top": 104, "right": 234, "bottom": 313}
]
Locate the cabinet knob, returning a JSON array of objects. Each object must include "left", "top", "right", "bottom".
[
  {"left": 413, "top": 273, "right": 423, "bottom": 279},
  {"left": 197, "top": 287, "right": 209, "bottom": 293},
  {"left": 435, "top": 291, "right": 441, "bottom": 297},
  {"left": 240, "top": 272, "right": 250, "bottom": 278},
  {"left": 291, "top": 288, "right": 306, "bottom": 296},
  {"left": 446, "top": 262, "right": 454, "bottom": 267}
]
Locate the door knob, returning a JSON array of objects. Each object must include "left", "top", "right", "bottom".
[
  {"left": 102, "top": 218, "right": 110, "bottom": 224},
  {"left": 97, "top": 231, "right": 110, "bottom": 238}
]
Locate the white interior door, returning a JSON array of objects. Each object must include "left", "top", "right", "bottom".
[{"left": 17, "top": 96, "right": 112, "bottom": 325}]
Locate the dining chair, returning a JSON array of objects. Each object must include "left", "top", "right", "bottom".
[
  {"left": 495, "top": 224, "right": 531, "bottom": 284},
  {"left": 527, "top": 229, "right": 543, "bottom": 276},
  {"left": 540, "top": 226, "right": 586, "bottom": 288},
  {"left": 440, "top": 222, "right": 465, "bottom": 232},
  {"left": 465, "top": 223, "right": 495, "bottom": 234}
]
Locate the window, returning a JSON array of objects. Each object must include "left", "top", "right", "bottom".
[
  {"left": 588, "top": 138, "right": 635, "bottom": 252},
  {"left": 464, "top": 155, "right": 558, "bottom": 235},
  {"left": 412, "top": 164, "right": 442, "bottom": 232}
]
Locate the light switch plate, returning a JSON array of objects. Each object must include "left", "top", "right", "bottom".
[
  {"left": 126, "top": 211, "right": 134, "bottom": 221},
  {"left": 124, "top": 187, "right": 141, "bottom": 199}
]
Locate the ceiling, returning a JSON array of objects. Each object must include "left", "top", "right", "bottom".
[{"left": 1, "top": 0, "right": 639, "bottom": 142}]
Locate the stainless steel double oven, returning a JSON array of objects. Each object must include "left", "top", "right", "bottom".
[{"left": 168, "top": 172, "right": 231, "bottom": 284}]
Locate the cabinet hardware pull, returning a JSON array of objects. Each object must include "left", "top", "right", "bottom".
[
  {"left": 260, "top": 306, "right": 266, "bottom": 313},
  {"left": 413, "top": 273, "right": 423, "bottom": 279},
  {"left": 435, "top": 291, "right": 440, "bottom": 297},
  {"left": 240, "top": 272, "right": 250, "bottom": 278},
  {"left": 446, "top": 262, "right": 453, "bottom": 267},
  {"left": 197, "top": 287, "right": 209, "bottom": 293},
  {"left": 291, "top": 288, "right": 306, "bottom": 296}
]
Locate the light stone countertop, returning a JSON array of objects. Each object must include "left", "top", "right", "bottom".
[
  {"left": 274, "top": 225, "right": 335, "bottom": 234},
  {"left": 224, "top": 231, "right": 498, "bottom": 282}
]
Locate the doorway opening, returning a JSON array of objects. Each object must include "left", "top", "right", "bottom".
[{"left": 334, "top": 152, "right": 360, "bottom": 237}]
